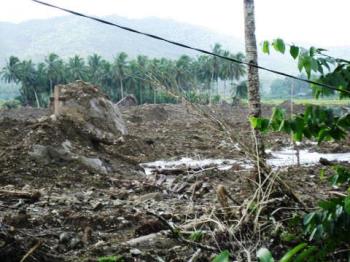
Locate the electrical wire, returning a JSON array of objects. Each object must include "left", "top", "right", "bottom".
[{"left": 32, "top": 0, "right": 350, "bottom": 95}]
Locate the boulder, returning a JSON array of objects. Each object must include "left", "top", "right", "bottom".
[{"left": 52, "top": 81, "right": 127, "bottom": 144}]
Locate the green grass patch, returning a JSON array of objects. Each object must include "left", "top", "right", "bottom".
[{"left": 262, "top": 98, "right": 350, "bottom": 106}]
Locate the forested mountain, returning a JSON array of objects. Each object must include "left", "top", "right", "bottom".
[
  {"left": 1, "top": 15, "right": 349, "bottom": 91},
  {"left": 0, "top": 15, "right": 243, "bottom": 63}
]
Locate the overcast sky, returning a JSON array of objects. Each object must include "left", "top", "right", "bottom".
[{"left": 1, "top": 0, "right": 349, "bottom": 47}]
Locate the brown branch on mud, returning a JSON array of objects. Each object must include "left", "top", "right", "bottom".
[
  {"left": 145, "top": 210, "right": 219, "bottom": 252},
  {"left": 216, "top": 184, "right": 240, "bottom": 219},
  {"left": 0, "top": 190, "right": 41, "bottom": 202},
  {"left": 20, "top": 240, "right": 43, "bottom": 262},
  {"left": 126, "top": 230, "right": 171, "bottom": 247},
  {"left": 188, "top": 248, "right": 202, "bottom": 262}
]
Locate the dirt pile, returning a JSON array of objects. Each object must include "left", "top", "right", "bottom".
[{"left": 0, "top": 81, "right": 138, "bottom": 186}]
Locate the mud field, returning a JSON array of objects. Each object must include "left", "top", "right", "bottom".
[{"left": 0, "top": 97, "right": 349, "bottom": 261}]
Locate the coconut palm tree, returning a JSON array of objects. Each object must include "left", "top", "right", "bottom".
[
  {"left": 18, "top": 60, "right": 40, "bottom": 107},
  {"left": 243, "top": 0, "right": 265, "bottom": 157},
  {"left": 87, "top": 53, "right": 103, "bottom": 84},
  {"left": 1, "top": 56, "right": 21, "bottom": 83},
  {"left": 67, "top": 55, "right": 87, "bottom": 81},
  {"left": 112, "top": 52, "right": 129, "bottom": 99},
  {"left": 45, "top": 53, "right": 64, "bottom": 95}
]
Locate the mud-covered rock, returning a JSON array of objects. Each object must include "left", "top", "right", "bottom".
[
  {"left": 54, "top": 81, "right": 127, "bottom": 144},
  {"left": 116, "top": 95, "right": 138, "bottom": 107}
]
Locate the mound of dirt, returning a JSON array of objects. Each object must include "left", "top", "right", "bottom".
[
  {"left": 0, "top": 107, "right": 49, "bottom": 122},
  {"left": 0, "top": 81, "right": 140, "bottom": 186}
]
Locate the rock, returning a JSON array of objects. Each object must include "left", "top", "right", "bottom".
[
  {"left": 130, "top": 248, "right": 142, "bottom": 256},
  {"left": 52, "top": 81, "right": 127, "bottom": 144},
  {"left": 319, "top": 157, "right": 332, "bottom": 166},
  {"left": 3, "top": 209, "right": 30, "bottom": 228},
  {"left": 59, "top": 232, "right": 71, "bottom": 244},
  {"left": 91, "top": 201, "right": 103, "bottom": 211},
  {"left": 82, "top": 226, "right": 93, "bottom": 244},
  {"left": 79, "top": 156, "right": 108, "bottom": 174},
  {"left": 137, "top": 192, "right": 162, "bottom": 202},
  {"left": 29, "top": 140, "right": 109, "bottom": 174},
  {"left": 69, "top": 237, "right": 82, "bottom": 249},
  {"left": 116, "top": 95, "right": 138, "bottom": 107}
]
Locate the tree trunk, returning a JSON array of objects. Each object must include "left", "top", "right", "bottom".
[
  {"left": 49, "top": 79, "right": 53, "bottom": 96},
  {"left": 120, "top": 78, "right": 124, "bottom": 99},
  {"left": 243, "top": 0, "right": 265, "bottom": 159},
  {"left": 32, "top": 87, "right": 40, "bottom": 108}
]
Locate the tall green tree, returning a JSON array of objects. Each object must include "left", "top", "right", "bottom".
[
  {"left": 45, "top": 53, "right": 64, "bottom": 95},
  {"left": 87, "top": 53, "right": 103, "bottom": 84},
  {"left": 2, "top": 56, "right": 21, "bottom": 83},
  {"left": 67, "top": 55, "right": 87, "bottom": 81},
  {"left": 112, "top": 52, "right": 129, "bottom": 99}
]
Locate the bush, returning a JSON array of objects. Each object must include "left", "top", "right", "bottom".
[{"left": 1, "top": 99, "right": 21, "bottom": 109}]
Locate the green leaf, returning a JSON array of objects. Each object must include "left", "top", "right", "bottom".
[
  {"left": 257, "top": 248, "right": 275, "bottom": 262},
  {"left": 212, "top": 250, "right": 230, "bottom": 262},
  {"left": 303, "top": 212, "right": 316, "bottom": 225},
  {"left": 290, "top": 45, "right": 299, "bottom": 59},
  {"left": 190, "top": 231, "right": 203, "bottom": 242},
  {"left": 272, "top": 38, "right": 286, "bottom": 54},
  {"left": 294, "top": 246, "right": 318, "bottom": 262},
  {"left": 98, "top": 256, "right": 123, "bottom": 262},
  {"left": 280, "top": 243, "right": 307, "bottom": 262},
  {"left": 263, "top": 41, "right": 270, "bottom": 54},
  {"left": 345, "top": 196, "right": 350, "bottom": 215},
  {"left": 249, "top": 117, "right": 259, "bottom": 129}
]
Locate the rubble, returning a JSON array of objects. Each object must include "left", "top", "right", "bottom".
[{"left": 1, "top": 98, "right": 350, "bottom": 261}]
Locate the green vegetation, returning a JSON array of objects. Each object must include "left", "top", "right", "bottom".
[
  {"left": 98, "top": 255, "right": 124, "bottom": 262},
  {"left": 268, "top": 74, "right": 311, "bottom": 98},
  {"left": 0, "top": 44, "right": 246, "bottom": 107},
  {"left": 262, "top": 98, "right": 350, "bottom": 106},
  {"left": 253, "top": 38, "right": 350, "bottom": 261}
]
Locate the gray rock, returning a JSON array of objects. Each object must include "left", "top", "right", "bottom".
[
  {"left": 69, "top": 237, "right": 82, "bottom": 249},
  {"left": 59, "top": 232, "right": 71, "bottom": 244},
  {"left": 55, "top": 81, "right": 128, "bottom": 143},
  {"left": 130, "top": 248, "right": 142, "bottom": 256}
]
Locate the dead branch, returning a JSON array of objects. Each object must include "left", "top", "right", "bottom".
[
  {"left": 146, "top": 210, "right": 219, "bottom": 252},
  {"left": 0, "top": 190, "right": 41, "bottom": 202}
]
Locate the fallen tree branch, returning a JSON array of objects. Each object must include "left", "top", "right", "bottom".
[
  {"left": 20, "top": 240, "right": 43, "bottom": 262},
  {"left": 146, "top": 210, "right": 219, "bottom": 252},
  {"left": 0, "top": 190, "right": 41, "bottom": 202}
]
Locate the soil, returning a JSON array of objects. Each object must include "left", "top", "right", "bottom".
[{"left": 0, "top": 100, "right": 349, "bottom": 261}]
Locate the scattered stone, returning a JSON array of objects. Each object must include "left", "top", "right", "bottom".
[
  {"left": 69, "top": 237, "right": 82, "bottom": 249},
  {"left": 130, "top": 248, "right": 142, "bottom": 256},
  {"left": 137, "top": 192, "right": 162, "bottom": 202},
  {"left": 59, "top": 232, "right": 72, "bottom": 244}
]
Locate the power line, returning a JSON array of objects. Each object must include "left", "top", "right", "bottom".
[{"left": 32, "top": 0, "right": 350, "bottom": 95}]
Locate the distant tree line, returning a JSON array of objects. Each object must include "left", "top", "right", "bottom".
[
  {"left": 269, "top": 74, "right": 312, "bottom": 98},
  {"left": 1, "top": 43, "right": 247, "bottom": 107}
]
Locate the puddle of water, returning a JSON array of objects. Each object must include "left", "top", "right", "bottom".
[
  {"left": 267, "top": 147, "right": 350, "bottom": 167},
  {"left": 140, "top": 157, "right": 251, "bottom": 175},
  {"left": 140, "top": 148, "right": 350, "bottom": 175}
]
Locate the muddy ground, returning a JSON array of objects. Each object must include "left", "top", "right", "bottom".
[{"left": 0, "top": 102, "right": 349, "bottom": 261}]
